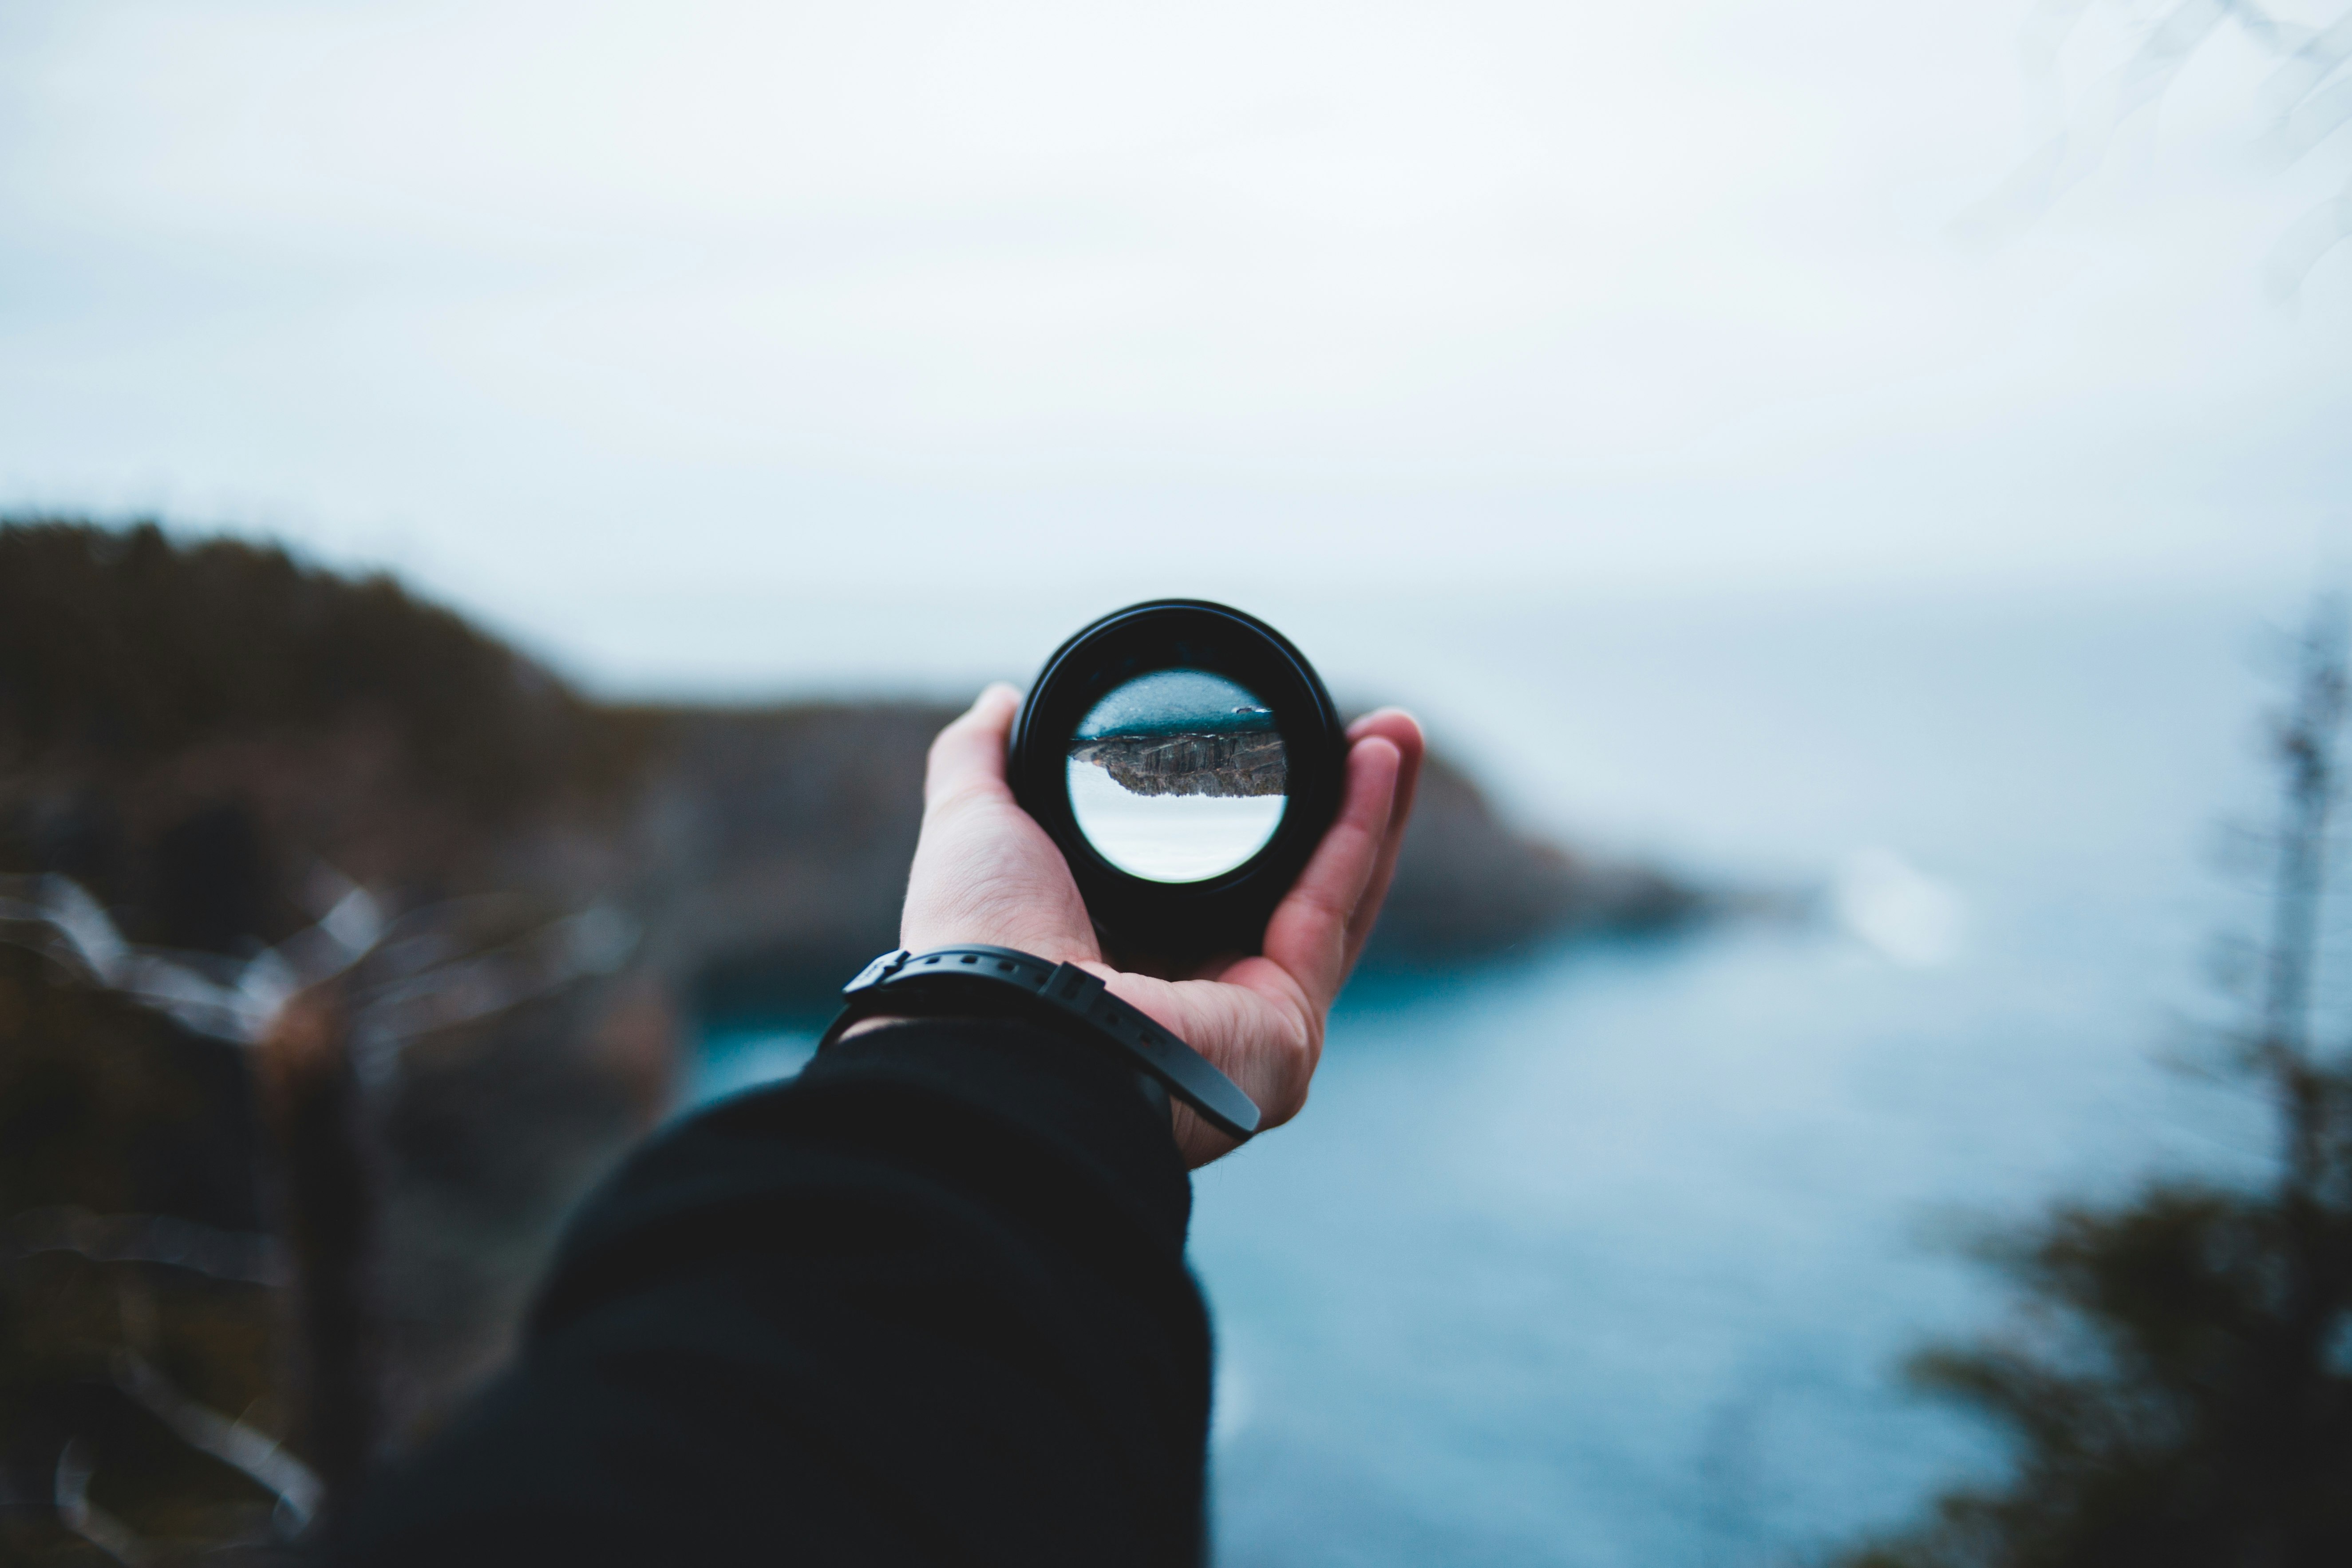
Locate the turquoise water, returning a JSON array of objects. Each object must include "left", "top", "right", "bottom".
[
  {"left": 685, "top": 1020, "right": 825, "bottom": 1108},
  {"left": 687, "top": 588, "right": 2293, "bottom": 1564}
]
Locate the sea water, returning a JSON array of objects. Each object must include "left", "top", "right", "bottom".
[{"left": 686, "top": 585, "right": 2294, "bottom": 1565}]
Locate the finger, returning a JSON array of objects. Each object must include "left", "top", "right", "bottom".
[
  {"left": 1256, "top": 732, "right": 1402, "bottom": 1019},
  {"left": 1338, "top": 709, "right": 1425, "bottom": 974},
  {"left": 924, "top": 682, "right": 1022, "bottom": 812}
]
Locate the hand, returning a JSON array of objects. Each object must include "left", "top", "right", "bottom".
[{"left": 897, "top": 683, "right": 1424, "bottom": 1167}]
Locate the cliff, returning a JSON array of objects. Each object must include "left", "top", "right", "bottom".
[{"left": 0, "top": 523, "right": 1696, "bottom": 999}]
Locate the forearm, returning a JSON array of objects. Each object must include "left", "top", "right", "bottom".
[{"left": 333, "top": 1019, "right": 1210, "bottom": 1568}]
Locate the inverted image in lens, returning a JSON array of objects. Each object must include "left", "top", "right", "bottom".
[{"left": 1065, "top": 668, "right": 1288, "bottom": 883}]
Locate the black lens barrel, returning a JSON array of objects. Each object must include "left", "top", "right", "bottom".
[{"left": 1010, "top": 600, "right": 1344, "bottom": 959}]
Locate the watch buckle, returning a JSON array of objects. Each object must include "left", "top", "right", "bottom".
[{"left": 842, "top": 948, "right": 912, "bottom": 996}]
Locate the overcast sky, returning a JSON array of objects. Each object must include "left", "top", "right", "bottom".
[{"left": 2, "top": 0, "right": 2347, "bottom": 691}]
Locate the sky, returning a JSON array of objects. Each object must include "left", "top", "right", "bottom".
[{"left": 2, "top": 0, "right": 2348, "bottom": 694}]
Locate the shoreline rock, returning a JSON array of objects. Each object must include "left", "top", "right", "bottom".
[{"left": 0, "top": 522, "right": 1703, "bottom": 1007}]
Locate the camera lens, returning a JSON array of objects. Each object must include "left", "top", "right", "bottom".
[{"left": 1011, "top": 600, "right": 1342, "bottom": 957}]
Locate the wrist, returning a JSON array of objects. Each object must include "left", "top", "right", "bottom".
[{"left": 819, "top": 945, "right": 1258, "bottom": 1141}]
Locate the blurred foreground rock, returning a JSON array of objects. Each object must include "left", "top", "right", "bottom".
[{"left": 0, "top": 521, "right": 1697, "bottom": 1559}]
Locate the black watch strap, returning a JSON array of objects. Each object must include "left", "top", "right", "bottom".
[{"left": 819, "top": 945, "right": 1262, "bottom": 1141}]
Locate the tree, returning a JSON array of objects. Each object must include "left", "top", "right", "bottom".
[
  {"left": 1965, "top": 1, "right": 2352, "bottom": 303},
  {"left": 1839, "top": 606, "right": 2352, "bottom": 1567}
]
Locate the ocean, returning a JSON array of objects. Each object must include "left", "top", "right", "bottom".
[{"left": 685, "top": 584, "right": 2298, "bottom": 1565}]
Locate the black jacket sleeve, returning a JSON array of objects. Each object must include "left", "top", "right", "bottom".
[{"left": 333, "top": 1018, "right": 1211, "bottom": 1567}]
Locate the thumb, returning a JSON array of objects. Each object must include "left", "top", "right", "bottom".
[{"left": 925, "top": 683, "right": 1022, "bottom": 812}]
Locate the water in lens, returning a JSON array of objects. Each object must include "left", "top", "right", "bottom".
[{"left": 1065, "top": 669, "right": 1288, "bottom": 883}]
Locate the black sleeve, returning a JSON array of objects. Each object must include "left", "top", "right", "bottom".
[{"left": 332, "top": 1018, "right": 1211, "bottom": 1567}]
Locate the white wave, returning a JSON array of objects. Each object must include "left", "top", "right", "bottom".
[{"left": 1832, "top": 849, "right": 1966, "bottom": 968}]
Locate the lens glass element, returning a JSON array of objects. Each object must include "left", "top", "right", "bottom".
[{"left": 1064, "top": 668, "right": 1289, "bottom": 883}]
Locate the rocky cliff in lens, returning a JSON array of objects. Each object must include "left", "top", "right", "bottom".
[{"left": 1070, "top": 728, "right": 1288, "bottom": 798}]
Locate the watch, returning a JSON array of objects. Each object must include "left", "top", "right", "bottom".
[{"left": 818, "top": 945, "right": 1262, "bottom": 1141}]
